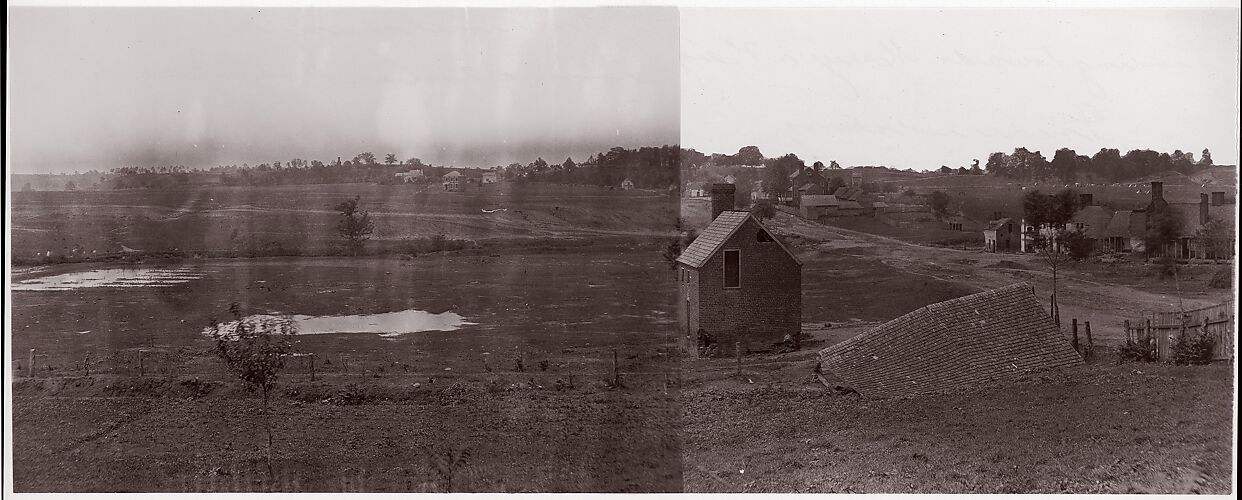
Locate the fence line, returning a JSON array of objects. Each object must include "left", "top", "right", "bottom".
[{"left": 1123, "top": 300, "right": 1235, "bottom": 362}]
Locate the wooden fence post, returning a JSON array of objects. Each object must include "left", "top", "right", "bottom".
[
  {"left": 1123, "top": 319, "right": 1131, "bottom": 344},
  {"left": 138, "top": 350, "right": 145, "bottom": 377},
  {"left": 84, "top": 352, "right": 91, "bottom": 377},
  {"left": 1071, "top": 318, "right": 1079, "bottom": 352},
  {"left": 1085, "top": 321, "right": 1093, "bottom": 359},
  {"left": 612, "top": 349, "right": 619, "bottom": 387},
  {"left": 309, "top": 353, "right": 316, "bottom": 381},
  {"left": 28, "top": 349, "right": 35, "bottom": 378},
  {"left": 1145, "top": 319, "right": 1155, "bottom": 360}
]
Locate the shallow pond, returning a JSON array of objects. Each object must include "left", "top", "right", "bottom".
[
  {"left": 204, "top": 309, "right": 476, "bottom": 337},
  {"left": 10, "top": 267, "right": 204, "bottom": 291}
]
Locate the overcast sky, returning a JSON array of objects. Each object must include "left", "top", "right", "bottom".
[
  {"left": 7, "top": 7, "right": 679, "bottom": 173},
  {"left": 682, "top": 8, "right": 1240, "bottom": 169}
]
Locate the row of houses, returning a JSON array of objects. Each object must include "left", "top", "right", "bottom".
[
  {"left": 984, "top": 182, "right": 1235, "bottom": 259},
  {"left": 394, "top": 169, "right": 500, "bottom": 191}
]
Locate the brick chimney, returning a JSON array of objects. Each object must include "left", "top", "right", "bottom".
[
  {"left": 710, "top": 183, "right": 737, "bottom": 220},
  {"left": 1079, "top": 193, "right": 1093, "bottom": 207},
  {"left": 1146, "top": 181, "right": 1168, "bottom": 213},
  {"left": 1211, "top": 191, "right": 1225, "bottom": 206},
  {"left": 1200, "top": 193, "right": 1210, "bottom": 225}
]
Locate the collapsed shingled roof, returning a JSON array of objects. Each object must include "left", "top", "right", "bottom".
[{"left": 817, "top": 283, "right": 1081, "bottom": 398}]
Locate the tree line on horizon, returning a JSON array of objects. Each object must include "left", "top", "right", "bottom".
[{"left": 986, "top": 147, "right": 1218, "bottom": 182}]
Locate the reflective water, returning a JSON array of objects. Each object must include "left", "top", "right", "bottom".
[
  {"left": 205, "top": 309, "right": 476, "bottom": 337},
  {"left": 11, "top": 268, "right": 204, "bottom": 291}
]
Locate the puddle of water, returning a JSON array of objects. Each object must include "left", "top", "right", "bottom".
[
  {"left": 11, "top": 268, "right": 204, "bottom": 291},
  {"left": 205, "top": 309, "right": 476, "bottom": 337}
]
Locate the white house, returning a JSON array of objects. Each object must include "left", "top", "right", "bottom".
[
  {"left": 482, "top": 171, "right": 498, "bottom": 184},
  {"left": 443, "top": 171, "right": 464, "bottom": 192},
  {"left": 395, "top": 170, "right": 424, "bottom": 183}
]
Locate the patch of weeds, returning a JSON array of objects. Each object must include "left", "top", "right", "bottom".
[
  {"left": 178, "top": 378, "right": 217, "bottom": 398},
  {"left": 332, "top": 383, "right": 378, "bottom": 406}
]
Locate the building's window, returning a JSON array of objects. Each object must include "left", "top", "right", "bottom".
[
  {"left": 756, "top": 230, "right": 774, "bottom": 242},
  {"left": 723, "top": 250, "right": 741, "bottom": 288},
  {"left": 1075, "top": 223, "right": 1084, "bottom": 231}
]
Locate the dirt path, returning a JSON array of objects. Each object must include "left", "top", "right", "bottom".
[{"left": 771, "top": 212, "right": 1229, "bottom": 342}]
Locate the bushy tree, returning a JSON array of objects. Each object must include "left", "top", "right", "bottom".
[
  {"left": 334, "top": 196, "right": 375, "bottom": 255},
  {"left": 1143, "top": 206, "right": 1183, "bottom": 260},
  {"left": 763, "top": 153, "right": 804, "bottom": 198},
  {"left": 384, "top": 153, "right": 397, "bottom": 165},
  {"left": 734, "top": 146, "right": 765, "bottom": 166}
]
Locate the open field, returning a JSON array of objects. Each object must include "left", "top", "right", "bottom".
[
  {"left": 9, "top": 182, "right": 680, "bottom": 261},
  {"left": 10, "top": 245, "right": 683, "bottom": 492}
]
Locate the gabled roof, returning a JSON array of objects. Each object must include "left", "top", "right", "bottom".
[
  {"left": 818, "top": 283, "right": 1082, "bottom": 398},
  {"left": 443, "top": 171, "right": 462, "bottom": 178},
  {"left": 1071, "top": 206, "right": 1113, "bottom": 239},
  {"left": 799, "top": 182, "right": 821, "bottom": 192},
  {"left": 676, "top": 211, "right": 801, "bottom": 268},
  {"left": 833, "top": 186, "right": 865, "bottom": 201},
  {"left": 984, "top": 218, "right": 1013, "bottom": 231},
  {"left": 1104, "top": 210, "right": 1134, "bottom": 238},
  {"left": 801, "top": 194, "right": 839, "bottom": 207},
  {"left": 838, "top": 200, "right": 864, "bottom": 210}
]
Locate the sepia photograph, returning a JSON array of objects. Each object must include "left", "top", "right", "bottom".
[{"left": 5, "top": 1, "right": 1239, "bottom": 495}]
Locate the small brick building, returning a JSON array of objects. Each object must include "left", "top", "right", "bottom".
[{"left": 677, "top": 184, "right": 802, "bottom": 357}]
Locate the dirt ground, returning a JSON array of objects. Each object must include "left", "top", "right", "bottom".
[{"left": 680, "top": 207, "right": 1235, "bottom": 494}]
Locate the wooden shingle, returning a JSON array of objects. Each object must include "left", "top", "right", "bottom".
[{"left": 818, "top": 283, "right": 1082, "bottom": 398}]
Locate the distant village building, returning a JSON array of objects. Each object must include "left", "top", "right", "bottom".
[
  {"left": 621, "top": 178, "right": 635, "bottom": 191},
  {"left": 722, "top": 174, "right": 737, "bottom": 185},
  {"left": 1018, "top": 182, "right": 1235, "bottom": 258},
  {"left": 395, "top": 170, "right": 424, "bottom": 183},
  {"left": 677, "top": 184, "right": 802, "bottom": 357},
  {"left": 442, "top": 171, "right": 464, "bottom": 192},
  {"left": 799, "top": 194, "right": 840, "bottom": 220},
  {"left": 482, "top": 171, "right": 498, "bottom": 184},
  {"left": 850, "top": 170, "right": 864, "bottom": 187},
  {"left": 685, "top": 182, "right": 708, "bottom": 198},
  {"left": 983, "top": 217, "right": 1019, "bottom": 252}
]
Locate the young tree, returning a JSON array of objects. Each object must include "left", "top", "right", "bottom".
[
  {"left": 334, "top": 196, "right": 375, "bottom": 255},
  {"left": 1031, "top": 229, "right": 1078, "bottom": 326},
  {"left": 384, "top": 153, "right": 397, "bottom": 165},
  {"left": 208, "top": 303, "right": 295, "bottom": 477}
]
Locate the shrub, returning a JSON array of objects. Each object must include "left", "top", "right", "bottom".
[
  {"left": 1171, "top": 332, "right": 1215, "bottom": 365},
  {"left": 1117, "top": 338, "right": 1157, "bottom": 363},
  {"left": 333, "top": 383, "right": 374, "bottom": 405}
]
